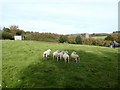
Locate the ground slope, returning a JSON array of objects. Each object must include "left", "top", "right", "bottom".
[{"left": 2, "top": 40, "right": 119, "bottom": 88}]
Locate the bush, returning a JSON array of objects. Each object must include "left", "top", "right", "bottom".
[
  {"left": 59, "top": 35, "right": 68, "bottom": 43},
  {"left": 105, "top": 33, "right": 120, "bottom": 43},
  {"left": 103, "top": 40, "right": 112, "bottom": 47},
  {"left": 67, "top": 36, "right": 76, "bottom": 44},
  {"left": 25, "top": 32, "right": 59, "bottom": 42},
  {"left": 83, "top": 38, "right": 93, "bottom": 45},
  {"left": 105, "top": 35, "right": 113, "bottom": 41},
  {"left": 75, "top": 35, "right": 82, "bottom": 44},
  {"left": 98, "top": 40, "right": 104, "bottom": 46},
  {"left": 2, "top": 31, "right": 13, "bottom": 39}
]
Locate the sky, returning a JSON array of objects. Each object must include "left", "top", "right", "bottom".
[{"left": 0, "top": 0, "right": 119, "bottom": 34}]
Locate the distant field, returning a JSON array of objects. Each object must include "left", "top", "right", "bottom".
[
  {"left": 2, "top": 40, "right": 119, "bottom": 88},
  {"left": 91, "top": 36, "right": 107, "bottom": 39}
]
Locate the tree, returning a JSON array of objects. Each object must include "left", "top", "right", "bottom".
[
  {"left": 68, "top": 35, "right": 76, "bottom": 44},
  {"left": 59, "top": 35, "right": 68, "bottom": 43},
  {"left": 3, "top": 27, "right": 10, "bottom": 32},
  {"left": 105, "top": 35, "right": 113, "bottom": 41},
  {"left": 2, "top": 31, "right": 13, "bottom": 39},
  {"left": 75, "top": 35, "right": 82, "bottom": 44},
  {"left": 9, "top": 25, "right": 19, "bottom": 35},
  {"left": 0, "top": 30, "right": 2, "bottom": 39},
  {"left": 16, "top": 30, "right": 24, "bottom": 35},
  {"left": 105, "top": 34, "right": 120, "bottom": 43},
  {"left": 9, "top": 25, "right": 18, "bottom": 30},
  {"left": 83, "top": 38, "right": 93, "bottom": 45}
]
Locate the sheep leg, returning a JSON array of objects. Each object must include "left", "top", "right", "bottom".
[
  {"left": 65, "top": 59, "right": 66, "bottom": 63},
  {"left": 75, "top": 58, "right": 77, "bottom": 63},
  {"left": 60, "top": 56, "right": 61, "bottom": 61},
  {"left": 57, "top": 57, "right": 59, "bottom": 62},
  {"left": 67, "top": 57, "right": 69, "bottom": 63},
  {"left": 43, "top": 54, "right": 46, "bottom": 60},
  {"left": 46, "top": 54, "right": 48, "bottom": 60}
]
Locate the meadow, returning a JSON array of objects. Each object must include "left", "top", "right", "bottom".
[
  {"left": 2, "top": 40, "right": 119, "bottom": 88},
  {"left": 91, "top": 36, "right": 107, "bottom": 39}
]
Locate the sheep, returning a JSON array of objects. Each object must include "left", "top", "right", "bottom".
[
  {"left": 71, "top": 51, "right": 80, "bottom": 63},
  {"left": 43, "top": 49, "right": 52, "bottom": 60},
  {"left": 63, "top": 51, "right": 69, "bottom": 63},
  {"left": 53, "top": 50, "right": 65, "bottom": 61},
  {"left": 53, "top": 50, "right": 60, "bottom": 61},
  {"left": 58, "top": 51, "right": 65, "bottom": 61}
]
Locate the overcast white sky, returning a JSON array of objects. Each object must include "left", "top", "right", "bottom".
[{"left": 0, "top": 0, "right": 119, "bottom": 34}]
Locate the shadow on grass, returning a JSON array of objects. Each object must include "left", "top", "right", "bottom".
[{"left": 16, "top": 49, "right": 118, "bottom": 88}]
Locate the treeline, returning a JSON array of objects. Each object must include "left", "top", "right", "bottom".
[
  {"left": 25, "top": 32, "right": 60, "bottom": 42},
  {"left": 90, "top": 33, "right": 109, "bottom": 37},
  {"left": 58, "top": 35, "right": 116, "bottom": 47},
  {"left": 0, "top": 25, "right": 25, "bottom": 40},
  {"left": 0, "top": 25, "right": 120, "bottom": 47},
  {"left": 0, "top": 25, "right": 60, "bottom": 42}
]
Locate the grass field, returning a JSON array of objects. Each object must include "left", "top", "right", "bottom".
[
  {"left": 0, "top": 40, "right": 2, "bottom": 89},
  {"left": 91, "top": 36, "right": 107, "bottom": 39},
  {"left": 2, "top": 40, "right": 119, "bottom": 88}
]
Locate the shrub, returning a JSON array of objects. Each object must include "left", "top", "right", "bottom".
[
  {"left": 2, "top": 31, "right": 13, "bottom": 39},
  {"left": 103, "top": 40, "right": 112, "bottom": 47},
  {"left": 105, "top": 33, "right": 120, "bottom": 43},
  {"left": 75, "top": 35, "right": 83, "bottom": 44},
  {"left": 67, "top": 36, "right": 76, "bottom": 44},
  {"left": 59, "top": 35, "right": 68, "bottom": 43},
  {"left": 83, "top": 38, "right": 93, "bottom": 45}
]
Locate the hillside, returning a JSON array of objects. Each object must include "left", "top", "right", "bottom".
[{"left": 2, "top": 40, "right": 119, "bottom": 88}]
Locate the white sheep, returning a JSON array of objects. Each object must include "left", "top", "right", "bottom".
[
  {"left": 58, "top": 51, "right": 65, "bottom": 61},
  {"left": 53, "top": 50, "right": 60, "bottom": 61},
  {"left": 63, "top": 51, "right": 69, "bottom": 63},
  {"left": 43, "top": 49, "right": 52, "bottom": 60},
  {"left": 71, "top": 51, "right": 80, "bottom": 63}
]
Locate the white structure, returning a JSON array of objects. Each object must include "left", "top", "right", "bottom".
[
  {"left": 14, "top": 36, "right": 24, "bottom": 40},
  {"left": 85, "top": 33, "right": 89, "bottom": 38}
]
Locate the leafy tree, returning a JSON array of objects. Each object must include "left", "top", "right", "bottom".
[
  {"left": 103, "top": 40, "right": 112, "bottom": 47},
  {"left": 83, "top": 38, "right": 93, "bottom": 45},
  {"left": 2, "top": 31, "right": 13, "bottom": 39},
  {"left": 75, "top": 35, "right": 82, "bottom": 44},
  {"left": 16, "top": 30, "right": 25, "bottom": 35},
  {"left": 105, "top": 34, "right": 120, "bottom": 43},
  {"left": 68, "top": 35, "right": 76, "bottom": 44},
  {"left": 59, "top": 35, "right": 68, "bottom": 43},
  {"left": 105, "top": 35, "right": 113, "bottom": 41},
  {"left": 9, "top": 25, "right": 18, "bottom": 30},
  {"left": 9, "top": 25, "right": 19, "bottom": 35},
  {"left": 0, "top": 30, "right": 2, "bottom": 39},
  {"left": 3, "top": 27, "right": 10, "bottom": 32}
]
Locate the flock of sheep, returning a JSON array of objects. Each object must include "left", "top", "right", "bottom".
[{"left": 43, "top": 49, "right": 80, "bottom": 63}]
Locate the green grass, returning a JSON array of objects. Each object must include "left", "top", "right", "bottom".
[
  {"left": 2, "top": 40, "right": 119, "bottom": 88},
  {"left": 91, "top": 36, "right": 107, "bottom": 39},
  {"left": 0, "top": 40, "right": 2, "bottom": 89}
]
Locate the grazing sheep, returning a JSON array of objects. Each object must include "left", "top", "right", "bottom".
[
  {"left": 43, "top": 49, "right": 52, "bottom": 60},
  {"left": 63, "top": 51, "right": 69, "bottom": 63},
  {"left": 53, "top": 50, "right": 65, "bottom": 61},
  {"left": 71, "top": 51, "right": 80, "bottom": 63},
  {"left": 58, "top": 51, "right": 65, "bottom": 61},
  {"left": 53, "top": 50, "right": 60, "bottom": 61}
]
